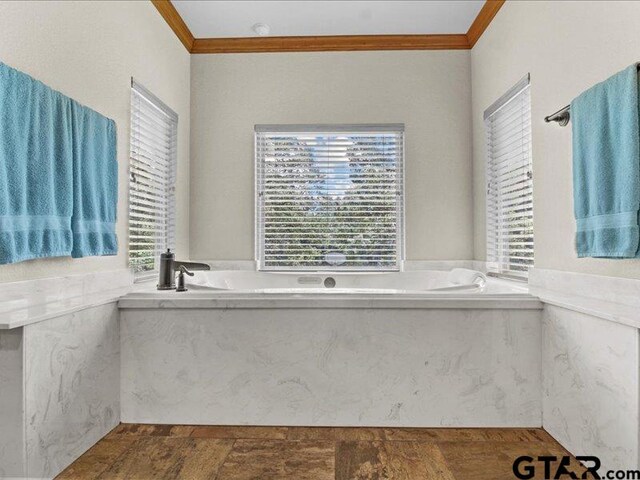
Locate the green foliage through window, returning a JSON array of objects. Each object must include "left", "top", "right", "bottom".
[{"left": 256, "top": 127, "right": 404, "bottom": 271}]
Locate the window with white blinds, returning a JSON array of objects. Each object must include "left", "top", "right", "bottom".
[
  {"left": 256, "top": 125, "right": 404, "bottom": 271},
  {"left": 485, "top": 74, "right": 534, "bottom": 279},
  {"left": 128, "top": 79, "right": 178, "bottom": 277}
]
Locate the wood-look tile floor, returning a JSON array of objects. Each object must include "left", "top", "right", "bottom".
[{"left": 56, "top": 424, "right": 587, "bottom": 480}]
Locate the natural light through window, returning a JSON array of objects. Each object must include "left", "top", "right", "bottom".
[
  {"left": 128, "top": 80, "right": 178, "bottom": 278},
  {"left": 485, "top": 75, "right": 534, "bottom": 279},
  {"left": 255, "top": 125, "right": 404, "bottom": 271}
]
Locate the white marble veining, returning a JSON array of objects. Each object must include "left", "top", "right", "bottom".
[
  {"left": 0, "top": 328, "right": 25, "bottom": 478},
  {"left": 121, "top": 307, "right": 542, "bottom": 427},
  {"left": 0, "top": 269, "right": 132, "bottom": 329},
  {"left": 24, "top": 302, "right": 120, "bottom": 479},
  {"left": 542, "top": 305, "right": 639, "bottom": 471}
]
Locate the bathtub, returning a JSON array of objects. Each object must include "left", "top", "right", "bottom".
[
  {"left": 155, "top": 269, "right": 528, "bottom": 296},
  {"left": 119, "top": 268, "right": 541, "bottom": 428}
]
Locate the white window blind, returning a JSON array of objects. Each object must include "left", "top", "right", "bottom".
[
  {"left": 256, "top": 125, "right": 404, "bottom": 271},
  {"left": 485, "top": 74, "right": 534, "bottom": 278},
  {"left": 128, "top": 79, "right": 178, "bottom": 277}
]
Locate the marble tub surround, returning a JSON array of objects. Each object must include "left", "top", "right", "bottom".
[
  {"left": 0, "top": 268, "right": 133, "bottom": 329},
  {"left": 529, "top": 268, "right": 640, "bottom": 471},
  {"left": 0, "top": 328, "right": 25, "bottom": 478},
  {"left": 120, "top": 307, "right": 542, "bottom": 427},
  {"left": 529, "top": 268, "right": 640, "bottom": 327},
  {"left": 542, "top": 305, "right": 639, "bottom": 471},
  {"left": 2, "top": 263, "right": 638, "bottom": 477},
  {"left": 119, "top": 292, "right": 541, "bottom": 311},
  {"left": 0, "top": 302, "right": 120, "bottom": 479},
  {"left": 529, "top": 268, "right": 640, "bottom": 306}
]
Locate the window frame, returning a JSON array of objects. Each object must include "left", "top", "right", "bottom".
[
  {"left": 484, "top": 74, "right": 534, "bottom": 280},
  {"left": 128, "top": 79, "right": 178, "bottom": 280},
  {"left": 254, "top": 124, "right": 405, "bottom": 272}
]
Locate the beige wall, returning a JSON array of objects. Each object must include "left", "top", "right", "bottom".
[
  {"left": 472, "top": 0, "right": 640, "bottom": 278},
  {"left": 6, "top": 1, "right": 634, "bottom": 279},
  {"left": 0, "top": 1, "right": 190, "bottom": 283},
  {"left": 190, "top": 51, "right": 473, "bottom": 262}
]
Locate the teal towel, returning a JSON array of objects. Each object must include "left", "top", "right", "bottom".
[
  {"left": 0, "top": 63, "right": 74, "bottom": 264},
  {"left": 571, "top": 64, "right": 640, "bottom": 258},
  {"left": 70, "top": 100, "right": 118, "bottom": 258}
]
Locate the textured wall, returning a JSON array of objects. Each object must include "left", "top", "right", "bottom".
[
  {"left": 0, "top": 1, "right": 191, "bottom": 282},
  {"left": 471, "top": 0, "right": 640, "bottom": 278},
  {"left": 190, "top": 51, "right": 473, "bottom": 262}
]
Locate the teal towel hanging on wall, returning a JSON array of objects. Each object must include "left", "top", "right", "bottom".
[
  {"left": 0, "top": 62, "right": 74, "bottom": 264},
  {"left": 0, "top": 62, "right": 117, "bottom": 264},
  {"left": 571, "top": 63, "right": 640, "bottom": 258},
  {"left": 70, "top": 99, "right": 118, "bottom": 258}
]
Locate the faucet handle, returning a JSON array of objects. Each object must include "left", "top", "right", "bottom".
[
  {"left": 176, "top": 265, "right": 194, "bottom": 292},
  {"left": 178, "top": 265, "right": 195, "bottom": 277}
]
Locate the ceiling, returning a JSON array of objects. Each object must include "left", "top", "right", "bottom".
[{"left": 172, "top": 1, "right": 485, "bottom": 38}]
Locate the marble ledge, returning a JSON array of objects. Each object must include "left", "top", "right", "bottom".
[
  {"left": 529, "top": 286, "right": 640, "bottom": 330},
  {"left": 0, "top": 269, "right": 133, "bottom": 330},
  {"left": 118, "top": 290, "right": 542, "bottom": 310},
  {"left": 0, "top": 285, "right": 131, "bottom": 330},
  {"left": 529, "top": 268, "right": 640, "bottom": 329},
  {"left": 0, "top": 269, "right": 132, "bottom": 308},
  {"left": 529, "top": 268, "right": 640, "bottom": 309}
]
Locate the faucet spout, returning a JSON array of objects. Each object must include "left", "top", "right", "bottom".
[{"left": 174, "top": 260, "right": 211, "bottom": 271}]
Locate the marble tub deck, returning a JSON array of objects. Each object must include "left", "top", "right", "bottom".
[{"left": 56, "top": 424, "right": 587, "bottom": 480}]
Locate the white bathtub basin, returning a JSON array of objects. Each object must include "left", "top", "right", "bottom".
[{"left": 182, "top": 269, "right": 522, "bottom": 295}]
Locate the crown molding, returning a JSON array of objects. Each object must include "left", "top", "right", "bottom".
[
  {"left": 151, "top": 0, "right": 195, "bottom": 52},
  {"left": 467, "top": 0, "right": 506, "bottom": 47},
  {"left": 152, "top": 0, "right": 505, "bottom": 54},
  {"left": 191, "top": 34, "right": 470, "bottom": 54}
]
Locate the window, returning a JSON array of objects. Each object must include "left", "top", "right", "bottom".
[
  {"left": 256, "top": 125, "right": 404, "bottom": 271},
  {"left": 128, "top": 79, "right": 178, "bottom": 277},
  {"left": 485, "top": 74, "right": 534, "bottom": 278}
]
